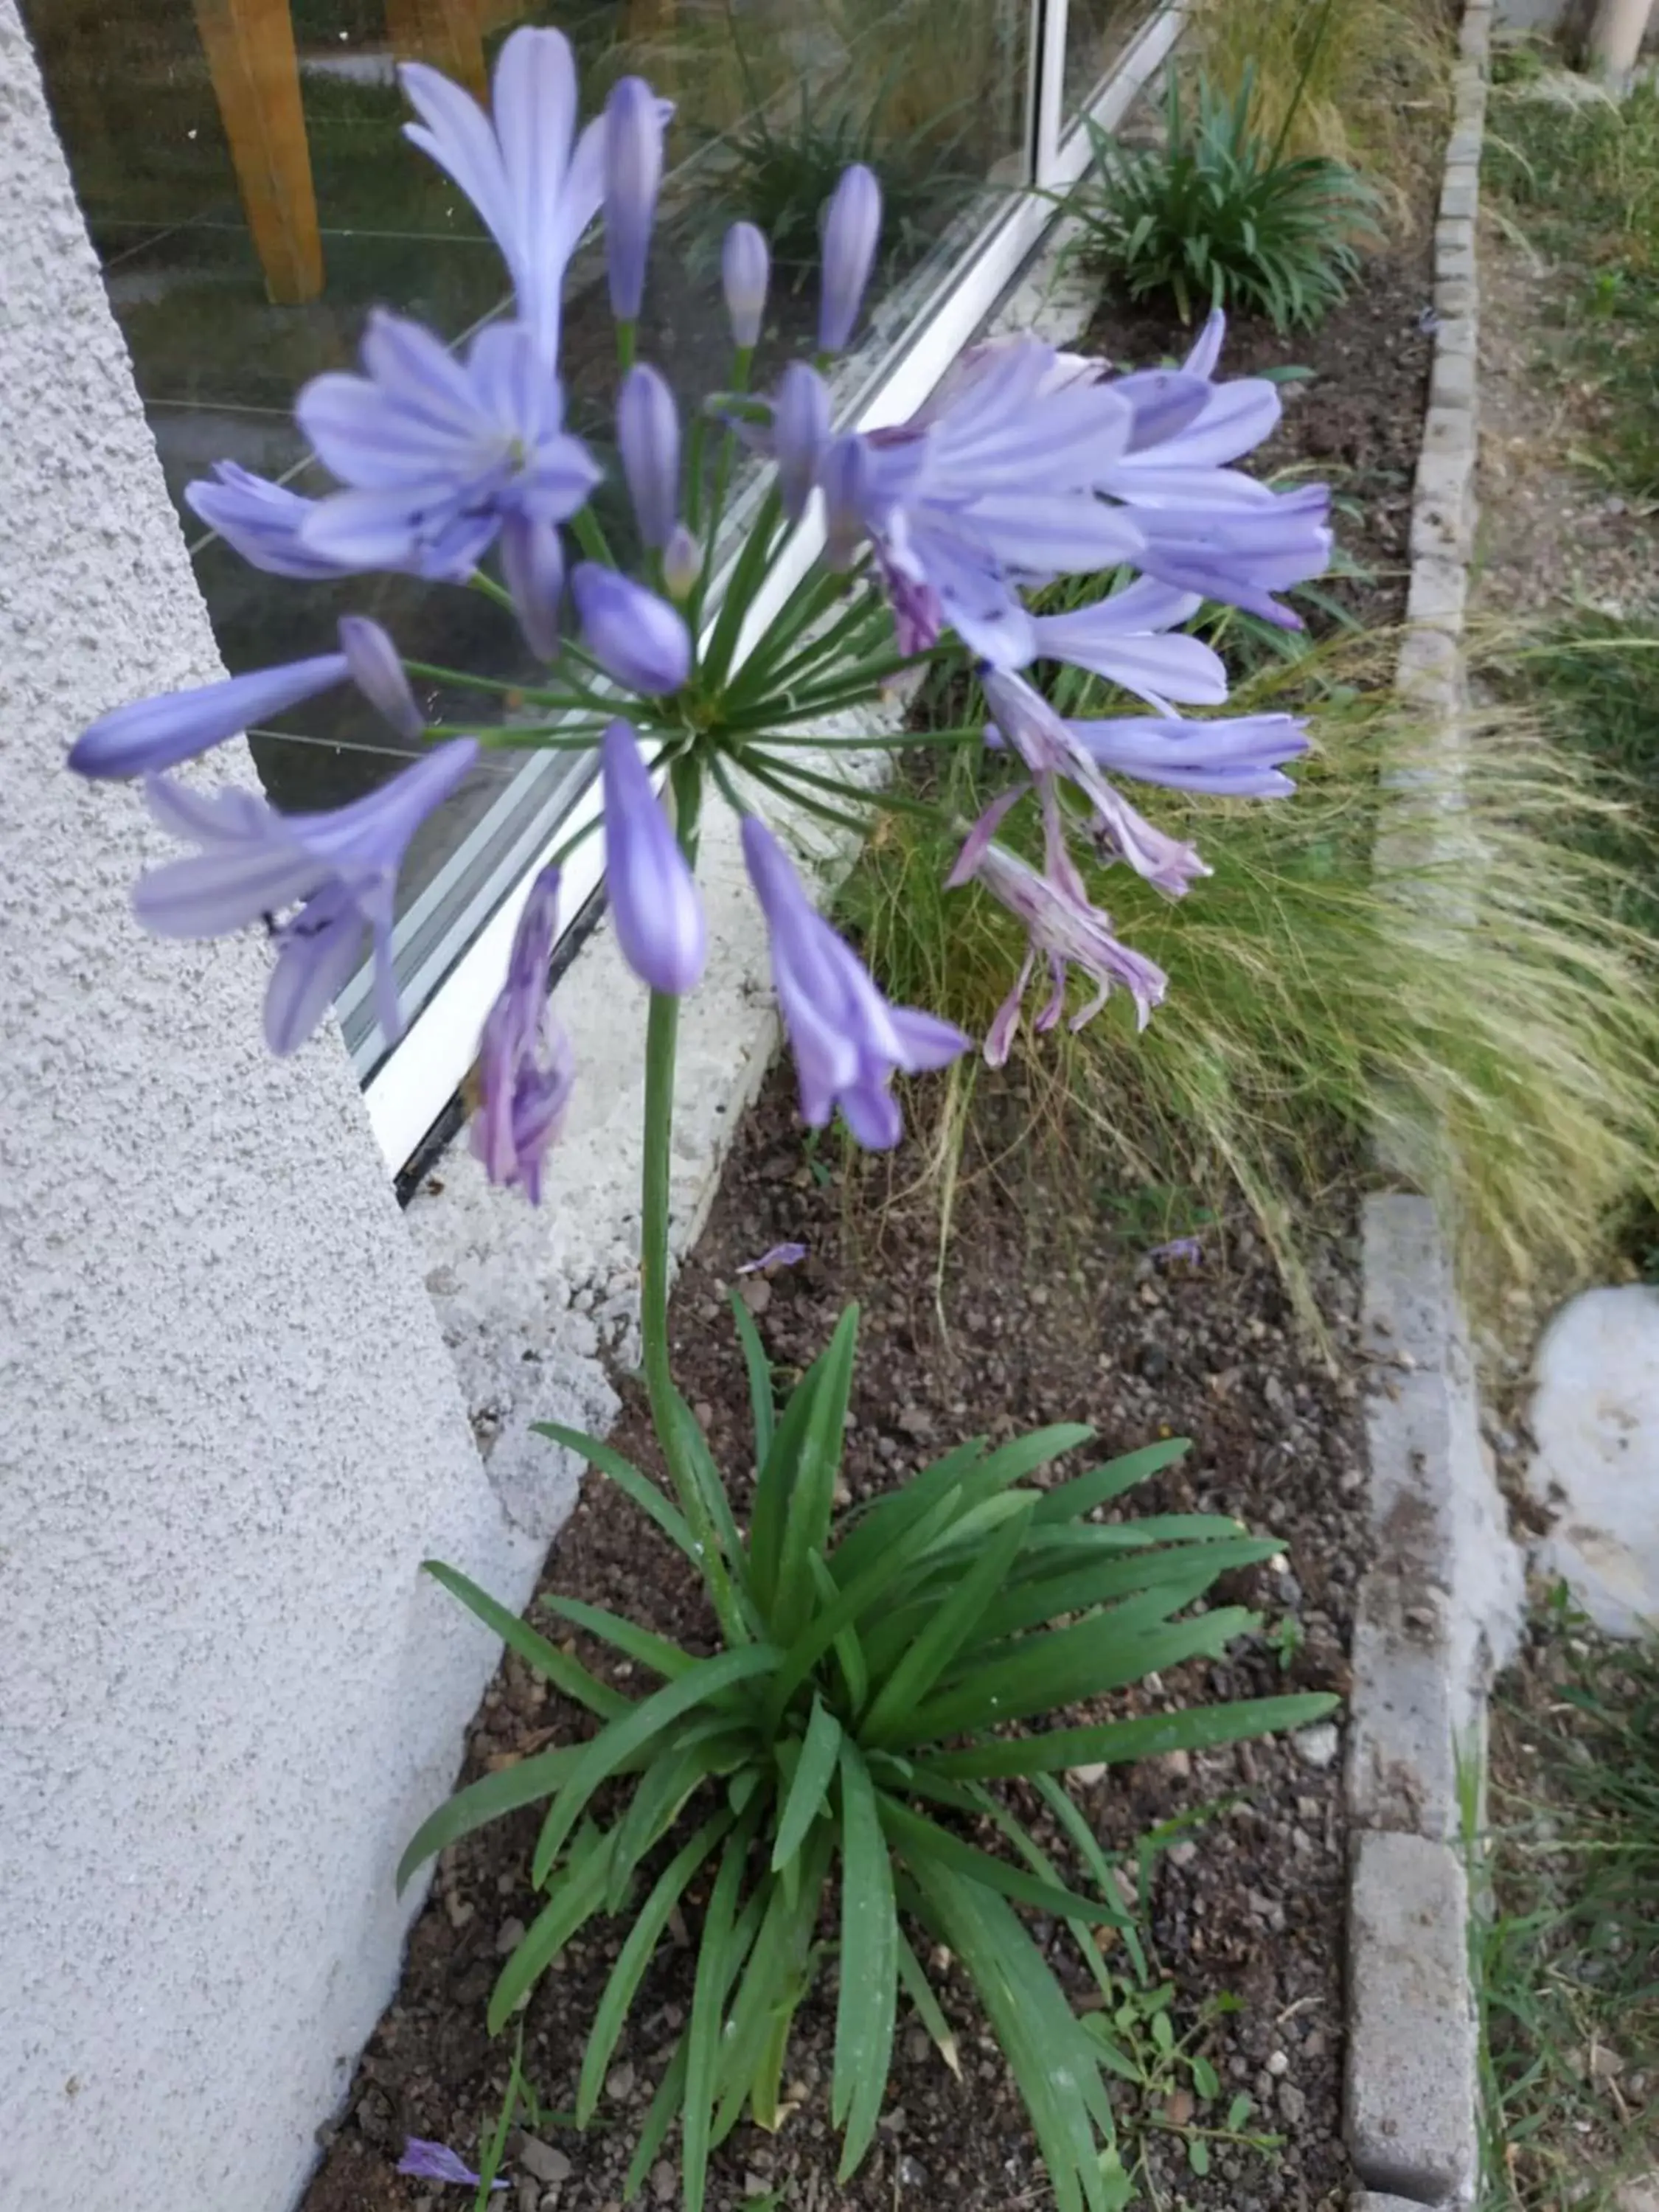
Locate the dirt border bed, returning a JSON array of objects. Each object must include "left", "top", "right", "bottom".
[{"left": 1341, "top": 7, "right": 1525, "bottom": 2205}]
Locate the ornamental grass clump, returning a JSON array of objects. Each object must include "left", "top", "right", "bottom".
[{"left": 65, "top": 28, "right": 1344, "bottom": 2207}]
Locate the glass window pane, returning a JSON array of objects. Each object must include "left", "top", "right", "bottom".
[
  {"left": 24, "top": 0, "right": 1032, "bottom": 1076},
  {"left": 1065, "top": 0, "right": 1161, "bottom": 116}
]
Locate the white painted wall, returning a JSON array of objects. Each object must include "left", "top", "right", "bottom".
[{"left": 0, "top": 9, "right": 547, "bottom": 2205}]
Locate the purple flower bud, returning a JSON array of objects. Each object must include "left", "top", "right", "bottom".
[
  {"left": 600, "top": 720, "right": 706, "bottom": 995},
  {"left": 470, "top": 863, "right": 575, "bottom": 1204},
  {"left": 498, "top": 513, "right": 566, "bottom": 661},
  {"left": 69, "top": 653, "right": 349, "bottom": 780},
  {"left": 604, "top": 76, "right": 664, "bottom": 323},
  {"left": 337, "top": 616, "right": 423, "bottom": 740},
  {"left": 662, "top": 523, "right": 703, "bottom": 601},
  {"left": 818, "top": 433, "right": 875, "bottom": 569},
  {"left": 741, "top": 813, "right": 967, "bottom": 1147},
  {"left": 722, "top": 221, "right": 770, "bottom": 349},
  {"left": 818, "top": 164, "right": 881, "bottom": 352},
  {"left": 772, "top": 362, "right": 832, "bottom": 521},
  {"left": 616, "top": 364, "right": 680, "bottom": 548},
  {"left": 571, "top": 565, "right": 691, "bottom": 695}
]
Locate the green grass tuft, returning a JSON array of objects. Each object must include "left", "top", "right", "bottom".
[{"left": 1469, "top": 1597, "right": 1659, "bottom": 2211}]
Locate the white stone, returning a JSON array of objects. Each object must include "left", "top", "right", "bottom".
[
  {"left": 1293, "top": 1722, "right": 1342, "bottom": 1770},
  {"left": 1526, "top": 1286, "right": 1659, "bottom": 1635}
]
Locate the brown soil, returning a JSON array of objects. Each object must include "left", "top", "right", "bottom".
[
  {"left": 299, "top": 190, "right": 1446, "bottom": 2212},
  {"left": 304, "top": 1063, "right": 1367, "bottom": 2212}
]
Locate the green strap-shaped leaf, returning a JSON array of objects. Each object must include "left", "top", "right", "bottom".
[
  {"left": 397, "top": 1743, "right": 583, "bottom": 1895},
  {"left": 727, "top": 1290, "right": 776, "bottom": 1473},
  {"left": 894, "top": 1601, "right": 1254, "bottom": 1748},
  {"left": 861, "top": 1496, "right": 1036, "bottom": 1745},
  {"left": 683, "top": 1818, "right": 762, "bottom": 2212},
  {"left": 604, "top": 1724, "right": 753, "bottom": 1912},
  {"left": 531, "top": 1646, "right": 779, "bottom": 1888},
  {"left": 930, "top": 1693, "right": 1338, "bottom": 1781},
  {"left": 538, "top": 1592, "right": 698, "bottom": 1681},
  {"left": 765, "top": 1489, "right": 964, "bottom": 1728},
  {"left": 748, "top": 1352, "right": 822, "bottom": 1615},
  {"left": 422, "top": 1560, "right": 629, "bottom": 1721},
  {"left": 906, "top": 1854, "right": 1115, "bottom": 2212},
  {"left": 833, "top": 1747, "right": 897, "bottom": 2178},
  {"left": 968, "top": 1536, "right": 1279, "bottom": 1649},
  {"left": 773, "top": 1304, "right": 860, "bottom": 1630},
  {"left": 488, "top": 1824, "right": 614, "bottom": 2033},
  {"left": 712, "top": 1831, "right": 831, "bottom": 2145},
  {"left": 809, "top": 1551, "right": 868, "bottom": 1714},
  {"left": 771, "top": 1697, "right": 844, "bottom": 1872},
  {"left": 532, "top": 1422, "right": 697, "bottom": 1565},
  {"left": 880, "top": 1796, "right": 1131, "bottom": 1926},
  {"left": 666, "top": 1389, "right": 753, "bottom": 1616},
  {"left": 625, "top": 2033, "right": 689, "bottom": 2203},
  {"left": 828, "top": 1437, "right": 987, "bottom": 1587},
  {"left": 894, "top": 1930, "right": 960, "bottom": 2079},
  {"left": 578, "top": 1810, "right": 731, "bottom": 2124},
  {"left": 1030, "top": 1438, "right": 1192, "bottom": 1524}
]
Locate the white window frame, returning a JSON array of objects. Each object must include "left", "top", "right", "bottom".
[{"left": 361, "top": 0, "right": 1185, "bottom": 1175}]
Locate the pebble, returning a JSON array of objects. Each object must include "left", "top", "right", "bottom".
[
  {"left": 898, "top": 2155, "right": 930, "bottom": 2189},
  {"left": 1291, "top": 1722, "right": 1340, "bottom": 1770},
  {"left": 650, "top": 2161, "right": 677, "bottom": 2204},
  {"left": 515, "top": 2179, "right": 539, "bottom": 2212},
  {"left": 739, "top": 1277, "right": 771, "bottom": 1315},
  {"left": 605, "top": 2062, "right": 636, "bottom": 2103},
  {"left": 1169, "top": 1840, "right": 1199, "bottom": 1869},
  {"left": 1277, "top": 2079, "right": 1308, "bottom": 2126},
  {"left": 904, "top": 2026, "right": 931, "bottom": 2065},
  {"left": 517, "top": 2140, "right": 572, "bottom": 2186},
  {"left": 1266, "top": 2049, "right": 1290, "bottom": 2077},
  {"left": 495, "top": 1917, "right": 526, "bottom": 1956}
]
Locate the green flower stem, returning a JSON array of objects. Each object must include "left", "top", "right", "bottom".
[
  {"left": 728, "top": 589, "right": 891, "bottom": 709},
  {"left": 717, "top": 652, "right": 941, "bottom": 733},
  {"left": 426, "top": 723, "right": 609, "bottom": 746},
  {"left": 745, "top": 752, "right": 947, "bottom": 822},
  {"left": 403, "top": 659, "right": 611, "bottom": 712},
  {"left": 639, "top": 771, "right": 747, "bottom": 1646},
  {"left": 617, "top": 318, "right": 638, "bottom": 374},
  {"left": 468, "top": 571, "right": 519, "bottom": 615},
  {"left": 734, "top": 753, "right": 874, "bottom": 838},
  {"left": 765, "top": 726, "right": 987, "bottom": 749},
  {"left": 700, "top": 487, "right": 785, "bottom": 693}
]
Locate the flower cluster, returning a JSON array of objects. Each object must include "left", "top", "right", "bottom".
[{"left": 66, "top": 25, "right": 1328, "bottom": 1200}]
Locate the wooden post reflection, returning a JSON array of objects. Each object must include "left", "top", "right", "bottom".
[
  {"left": 192, "top": 0, "right": 324, "bottom": 305},
  {"left": 384, "top": 0, "right": 489, "bottom": 101}
]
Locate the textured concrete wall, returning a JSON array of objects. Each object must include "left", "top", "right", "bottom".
[{"left": 0, "top": 9, "right": 543, "bottom": 2205}]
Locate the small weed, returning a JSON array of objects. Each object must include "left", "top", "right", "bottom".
[{"left": 1265, "top": 1615, "right": 1306, "bottom": 1672}]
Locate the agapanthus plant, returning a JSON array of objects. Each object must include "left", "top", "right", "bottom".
[{"left": 66, "top": 27, "right": 1336, "bottom": 2211}]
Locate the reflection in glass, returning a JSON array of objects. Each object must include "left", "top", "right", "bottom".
[
  {"left": 1064, "top": 0, "right": 1160, "bottom": 116},
  {"left": 23, "top": 0, "right": 1032, "bottom": 1067}
]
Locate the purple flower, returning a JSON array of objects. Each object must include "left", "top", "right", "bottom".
[
  {"left": 571, "top": 566, "right": 690, "bottom": 695},
  {"left": 616, "top": 364, "right": 679, "bottom": 547},
  {"left": 184, "top": 464, "right": 366, "bottom": 582},
  {"left": 295, "top": 313, "right": 601, "bottom": 592},
  {"left": 397, "top": 2138, "right": 508, "bottom": 2191},
  {"left": 1133, "top": 484, "right": 1332, "bottom": 630},
  {"left": 470, "top": 863, "right": 575, "bottom": 1203},
  {"left": 722, "top": 222, "right": 770, "bottom": 349},
  {"left": 1150, "top": 1234, "right": 1203, "bottom": 1266},
  {"left": 1065, "top": 710, "right": 1310, "bottom": 797},
  {"left": 600, "top": 721, "right": 706, "bottom": 993},
  {"left": 400, "top": 29, "right": 669, "bottom": 366},
  {"left": 69, "top": 617, "right": 421, "bottom": 780},
  {"left": 139, "top": 745, "right": 479, "bottom": 1051},
  {"left": 981, "top": 667, "right": 1210, "bottom": 898},
  {"left": 604, "top": 76, "right": 664, "bottom": 322},
  {"left": 1028, "top": 579, "right": 1225, "bottom": 715},
  {"left": 946, "top": 834, "right": 1167, "bottom": 1063},
  {"left": 810, "top": 338, "right": 1146, "bottom": 664},
  {"left": 737, "top": 1240, "right": 808, "bottom": 1274},
  {"left": 741, "top": 814, "right": 967, "bottom": 1148},
  {"left": 1183, "top": 308, "right": 1226, "bottom": 379},
  {"left": 133, "top": 740, "right": 478, "bottom": 1052},
  {"left": 819, "top": 164, "right": 882, "bottom": 353}
]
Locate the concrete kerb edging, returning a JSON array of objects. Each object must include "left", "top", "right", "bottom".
[{"left": 1343, "top": 4, "right": 1523, "bottom": 2206}]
